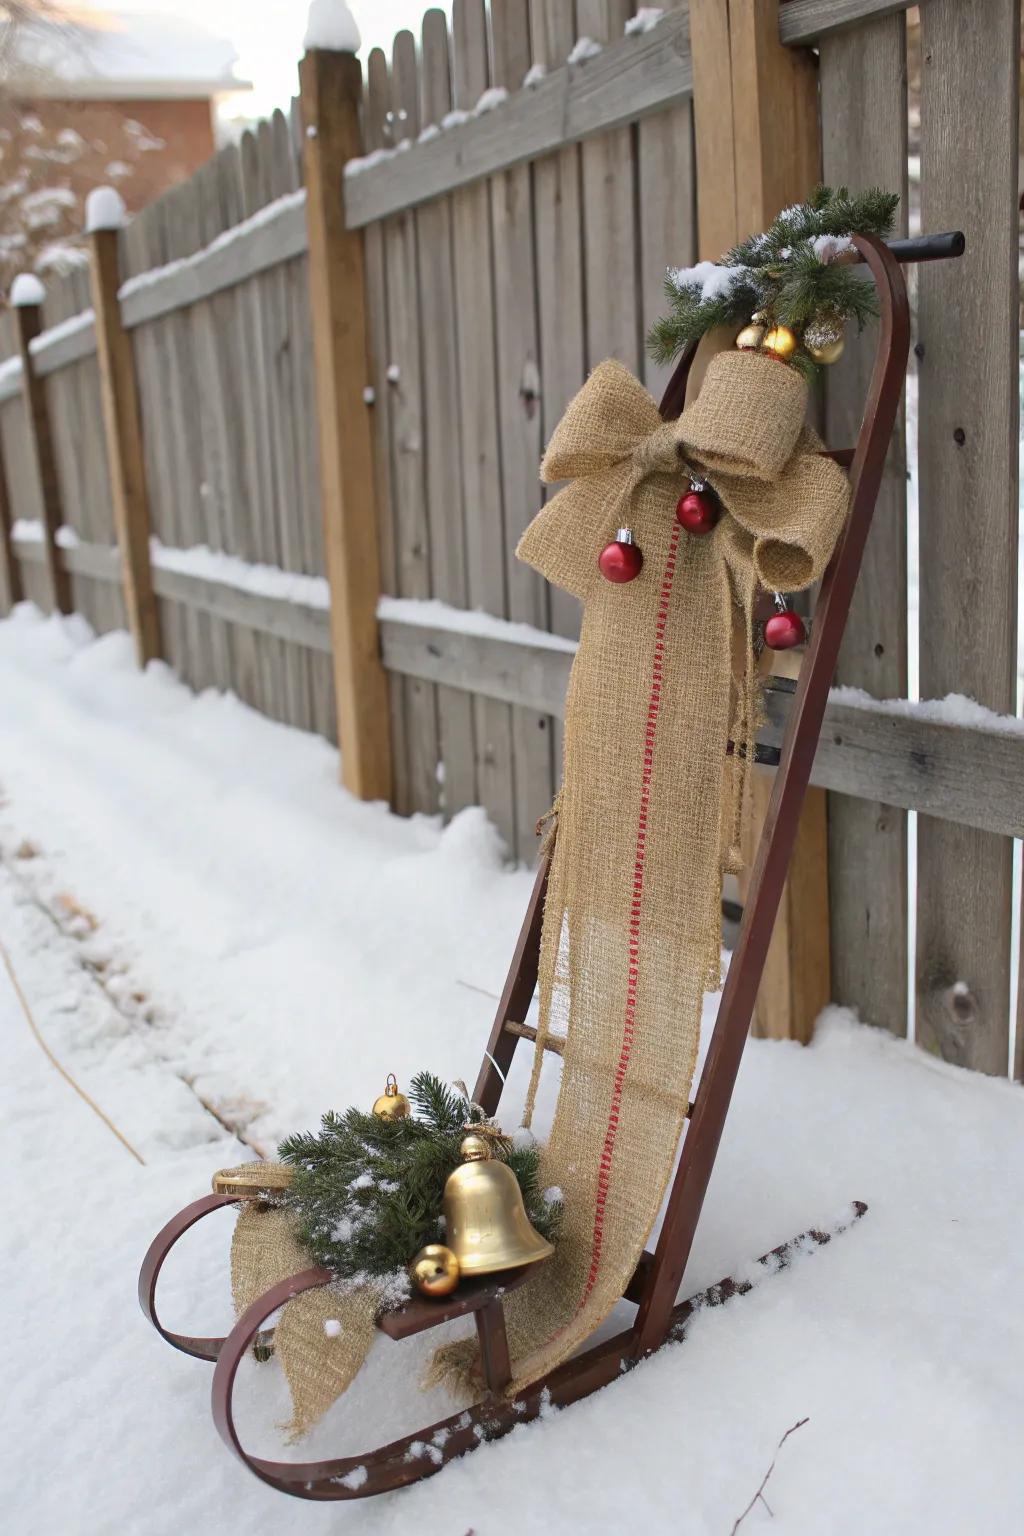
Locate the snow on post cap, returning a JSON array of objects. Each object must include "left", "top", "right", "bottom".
[
  {"left": 303, "top": 0, "right": 361, "bottom": 52},
  {"left": 85, "top": 186, "right": 127, "bottom": 234},
  {"left": 10, "top": 274, "right": 45, "bottom": 307}
]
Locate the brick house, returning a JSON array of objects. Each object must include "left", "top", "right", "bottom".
[{"left": 1, "top": 7, "right": 251, "bottom": 285}]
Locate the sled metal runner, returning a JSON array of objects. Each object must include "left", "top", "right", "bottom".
[{"left": 139, "top": 231, "right": 962, "bottom": 1499}]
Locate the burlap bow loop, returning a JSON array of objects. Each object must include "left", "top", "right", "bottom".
[{"left": 540, "top": 359, "right": 670, "bottom": 483}]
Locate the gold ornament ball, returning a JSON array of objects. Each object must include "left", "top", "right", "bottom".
[
  {"left": 806, "top": 335, "right": 845, "bottom": 365},
  {"left": 735, "top": 322, "right": 766, "bottom": 352},
  {"left": 803, "top": 311, "right": 845, "bottom": 365},
  {"left": 410, "top": 1243, "right": 460, "bottom": 1297},
  {"left": 761, "top": 325, "right": 798, "bottom": 360},
  {"left": 372, "top": 1073, "right": 411, "bottom": 1120},
  {"left": 459, "top": 1132, "right": 493, "bottom": 1162}
]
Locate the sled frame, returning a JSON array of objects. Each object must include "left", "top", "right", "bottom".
[{"left": 139, "top": 231, "right": 963, "bottom": 1499}]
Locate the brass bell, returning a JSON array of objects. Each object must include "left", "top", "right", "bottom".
[
  {"left": 372, "top": 1073, "right": 411, "bottom": 1120},
  {"left": 443, "top": 1134, "right": 554, "bottom": 1277}
]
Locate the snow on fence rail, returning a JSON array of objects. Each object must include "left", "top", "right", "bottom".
[{"left": 0, "top": 0, "right": 1019, "bottom": 1079}]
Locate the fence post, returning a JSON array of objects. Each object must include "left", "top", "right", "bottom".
[
  {"left": 0, "top": 432, "right": 21, "bottom": 611},
  {"left": 690, "top": 0, "right": 830, "bottom": 1045},
  {"left": 299, "top": 45, "right": 393, "bottom": 802},
  {"left": 87, "top": 191, "right": 162, "bottom": 667},
  {"left": 10, "top": 276, "right": 72, "bottom": 615}
]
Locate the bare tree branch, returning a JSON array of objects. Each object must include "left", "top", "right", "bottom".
[{"left": 730, "top": 1418, "right": 810, "bottom": 1536}]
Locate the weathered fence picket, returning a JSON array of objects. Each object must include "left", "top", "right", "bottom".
[{"left": 0, "top": 0, "right": 1018, "bottom": 1078}]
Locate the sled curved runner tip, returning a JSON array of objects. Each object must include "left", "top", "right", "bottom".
[{"left": 138, "top": 229, "right": 961, "bottom": 1499}]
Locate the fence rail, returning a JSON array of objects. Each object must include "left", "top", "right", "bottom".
[{"left": 0, "top": 0, "right": 1019, "bottom": 1078}]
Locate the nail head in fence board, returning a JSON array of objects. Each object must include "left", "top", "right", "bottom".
[
  {"left": 491, "top": 0, "right": 555, "bottom": 860},
  {"left": 915, "top": 0, "right": 1017, "bottom": 1076},
  {"left": 419, "top": 7, "right": 479, "bottom": 820},
  {"left": 300, "top": 47, "right": 393, "bottom": 802},
  {"left": 13, "top": 302, "right": 72, "bottom": 615},
  {"left": 820, "top": 12, "right": 909, "bottom": 1036},
  {"left": 451, "top": 0, "right": 518, "bottom": 853},
  {"left": 88, "top": 228, "right": 161, "bottom": 666},
  {"left": 343, "top": 8, "right": 694, "bottom": 228}
]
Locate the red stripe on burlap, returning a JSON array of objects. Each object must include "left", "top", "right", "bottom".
[{"left": 578, "top": 520, "right": 683, "bottom": 1309}]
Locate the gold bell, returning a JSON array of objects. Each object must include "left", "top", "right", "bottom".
[
  {"left": 443, "top": 1134, "right": 554, "bottom": 1277},
  {"left": 372, "top": 1073, "right": 411, "bottom": 1120}
]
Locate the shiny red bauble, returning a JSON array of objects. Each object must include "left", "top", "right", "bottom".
[
  {"left": 598, "top": 532, "right": 643, "bottom": 584},
  {"left": 764, "top": 609, "right": 807, "bottom": 650},
  {"left": 675, "top": 487, "right": 720, "bottom": 537}
]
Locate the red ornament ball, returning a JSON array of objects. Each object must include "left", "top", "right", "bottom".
[
  {"left": 764, "top": 609, "right": 807, "bottom": 650},
  {"left": 598, "top": 532, "right": 643, "bottom": 584},
  {"left": 675, "top": 488, "right": 720, "bottom": 537}
]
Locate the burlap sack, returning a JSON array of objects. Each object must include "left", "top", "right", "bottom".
[
  {"left": 469, "top": 351, "right": 850, "bottom": 1394},
  {"left": 227, "top": 1167, "right": 381, "bottom": 1441}
]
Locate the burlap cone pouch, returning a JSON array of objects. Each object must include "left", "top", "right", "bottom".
[
  {"left": 225, "top": 1164, "right": 383, "bottom": 1441},
  {"left": 430, "top": 350, "right": 849, "bottom": 1397}
]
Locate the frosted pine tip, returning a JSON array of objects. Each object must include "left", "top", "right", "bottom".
[
  {"left": 303, "top": 0, "right": 361, "bottom": 52},
  {"left": 85, "top": 186, "right": 127, "bottom": 235},
  {"left": 10, "top": 273, "right": 45, "bottom": 307}
]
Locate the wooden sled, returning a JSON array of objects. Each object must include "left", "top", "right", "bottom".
[{"left": 139, "top": 230, "right": 963, "bottom": 1500}]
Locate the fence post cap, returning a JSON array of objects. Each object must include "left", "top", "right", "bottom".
[
  {"left": 303, "top": 0, "right": 361, "bottom": 53},
  {"left": 10, "top": 273, "right": 45, "bottom": 307},
  {"left": 85, "top": 186, "right": 127, "bottom": 234}
]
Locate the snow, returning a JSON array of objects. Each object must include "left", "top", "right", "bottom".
[
  {"left": 117, "top": 190, "right": 305, "bottom": 303},
  {"left": 85, "top": 185, "right": 127, "bottom": 234},
  {"left": 303, "top": 0, "right": 361, "bottom": 53},
  {"left": 474, "top": 87, "right": 509, "bottom": 115},
  {"left": 625, "top": 7, "right": 665, "bottom": 35},
  {"left": 385, "top": 362, "right": 400, "bottom": 384},
  {"left": 10, "top": 272, "right": 45, "bottom": 306},
  {"left": 28, "top": 308, "right": 95, "bottom": 356},
  {"left": 376, "top": 595, "right": 579, "bottom": 655},
  {"left": 667, "top": 259, "right": 745, "bottom": 303},
  {"left": 1, "top": 604, "right": 1023, "bottom": 1535},
  {"left": 829, "top": 685, "right": 1024, "bottom": 737},
  {"left": 523, "top": 62, "right": 548, "bottom": 88},
  {"left": 150, "top": 540, "right": 330, "bottom": 612},
  {"left": 810, "top": 233, "right": 854, "bottom": 264},
  {"left": 417, "top": 123, "right": 441, "bottom": 144},
  {"left": 0, "top": 354, "right": 24, "bottom": 392},
  {"left": 440, "top": 108, "right": 470, "bottom": 130},
  {"left": 567, "top": 36, "right": 603, "bottom": 64}
]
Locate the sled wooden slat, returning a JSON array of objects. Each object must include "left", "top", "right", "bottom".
[{"left": 377, "top": 1263, "right": 539, "bottom": 1340}]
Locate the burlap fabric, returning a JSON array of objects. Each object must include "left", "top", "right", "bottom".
[
  {"left": 226, "top": 1165, "right": 381, "bottom": 1441},
  {"left": 460, "top": 350, "right": 850, "bottom": 1394},
  {"left": 223, "top": 349, "right": 848, "bottom": 1433}
]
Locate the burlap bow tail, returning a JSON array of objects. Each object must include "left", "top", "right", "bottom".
[{"left": 431, "top": 350, "right": 851, "bottom": 1397}]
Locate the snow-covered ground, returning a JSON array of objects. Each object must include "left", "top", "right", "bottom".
[{"left": 2, "top": 603, "right": 1022, "bottom": 1535}]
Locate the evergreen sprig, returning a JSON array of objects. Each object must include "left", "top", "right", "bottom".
[
  {"left": 278, "top": 1071, "right": 562, "bottom": 1288},
  {"left": 648, "top": 184, "right": 899, "bottom": 368}
]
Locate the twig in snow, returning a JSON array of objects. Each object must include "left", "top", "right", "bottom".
[{"left": 729, "top": 1418, "right": 809, "bottom": 1534}]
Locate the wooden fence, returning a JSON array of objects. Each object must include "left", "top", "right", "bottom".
[{"left": 0, "top": 0, "right": 1019, "bottom": 1080}]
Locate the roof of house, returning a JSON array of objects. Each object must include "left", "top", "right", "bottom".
[{"left": 8, "top": 7, "right": 252, "bottom": 101}]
